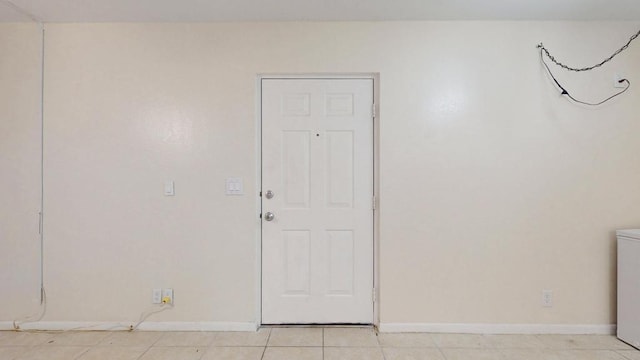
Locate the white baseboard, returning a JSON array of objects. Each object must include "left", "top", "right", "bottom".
[
  {"left": 0, "top": 321, "right": 259, "bottom": 332},
  {"left": 0, "top": 321, "right": 614, "bottom": 335},
  {"left": 378, "top": 323, "right": 616, "bottom": 335}
]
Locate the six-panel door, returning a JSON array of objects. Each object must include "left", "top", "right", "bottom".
[{"left": 261, "top": 78, "right": 374, "bottom": 324}]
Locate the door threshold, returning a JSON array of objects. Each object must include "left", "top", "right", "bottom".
[
  {"left": 260, "top": 323, "right": 379, "bottom": 335},
  {"left": 261, "top": 323, "right": 373, "bottom": 328}
]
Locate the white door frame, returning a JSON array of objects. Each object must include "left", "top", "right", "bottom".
[{"left": 255, "top": 73, "right": 380, "bottom": 328}]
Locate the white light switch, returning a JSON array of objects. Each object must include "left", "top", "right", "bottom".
[
  {"left": 226, "top": 177, "right": 243, "bottom": 195},
  {"left": 164, "top": 181, "right": 175, "bottom": 196}
]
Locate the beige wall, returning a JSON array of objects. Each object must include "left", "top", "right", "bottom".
[
  {"left": 0, "top": 23, "right": 42, "bottom": 320},
  {"left": 2, "top": 21, "right": 640, "bottom": 328}
]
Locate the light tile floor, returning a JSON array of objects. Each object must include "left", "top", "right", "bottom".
[{"left": 0, "top": 327, "right": 638, "bottom": 360}]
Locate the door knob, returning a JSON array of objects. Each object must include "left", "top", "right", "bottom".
[{"left": 264, "top": 212, "right": 275, "bottom": 221}]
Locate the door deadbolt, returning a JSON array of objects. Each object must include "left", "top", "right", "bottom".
[{"left": 265, "top": 190, "right": 274, "bottom": 199}]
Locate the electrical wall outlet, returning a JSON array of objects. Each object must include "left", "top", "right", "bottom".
[
  {"left": 152, "top": 288, "right": 162, "bottom": 304},
  {"left": 162, "top": 288, "right": 174, "bottom": 304},
  {"left": 542, "top": 290, "right": 553, "bottom": 307}
]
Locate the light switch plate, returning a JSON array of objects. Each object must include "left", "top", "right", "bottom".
[
  {"left": 226, "top": 177, "right": 243, "bottom": 195},
  {"left": 164, "top": 181, "right": 175, "bottom": 196}
]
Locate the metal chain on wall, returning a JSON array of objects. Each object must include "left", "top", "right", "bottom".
[{"left": 537, "top": 29, "right": 640, "bottom": 72}]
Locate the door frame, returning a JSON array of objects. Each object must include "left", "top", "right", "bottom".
[{"left": 255, "top": 74, "right": 380, "bottom": 328}]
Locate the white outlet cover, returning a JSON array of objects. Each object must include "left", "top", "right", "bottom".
[{"left": 162, "top": 288, "right": 174, "bottom": 304}]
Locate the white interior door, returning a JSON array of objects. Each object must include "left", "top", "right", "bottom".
[{"left": 261, "top": 78, "right": 374, "bottom": 324}]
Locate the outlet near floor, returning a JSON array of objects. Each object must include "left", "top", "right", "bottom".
[
  {"left": 152, "top": 288, "right": 174, "bottom": 304},
  {"left": 162, "top": 288, "right": 174, "bottom": 304}
]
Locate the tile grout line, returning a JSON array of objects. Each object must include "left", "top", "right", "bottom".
[
  {"left": 205, "top": 331, "right": 216, "bottom": 348},
  {"left": 434, "top": 335, "right": 449, "bottom": 360},
  {"left": 133, "top": 332, "right": 164, "bottom": 360},
  {"left": 485, "top": 334, "right": 498, "bottom": 350},
  {"left": 195, "top": 344, "right": 204, "bottom": 360},
  {"left": 260, "top": 344, "right": 267, "bottom": 360},
  {"left": 72, "top": 346, "right": 91, "bottom": 360},
  {"left": 375, "top": 328, "right": 387, "bottom": 360},
  {"left": 260, "top": 328, "right": 272, "bottom": 360},
  {"left": 197, "top": 331, "right": 216, "bottom": 359}
]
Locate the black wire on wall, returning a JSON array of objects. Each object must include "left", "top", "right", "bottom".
[{"left": 537, "top": 29, "right": 640, "bottom": 106}]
